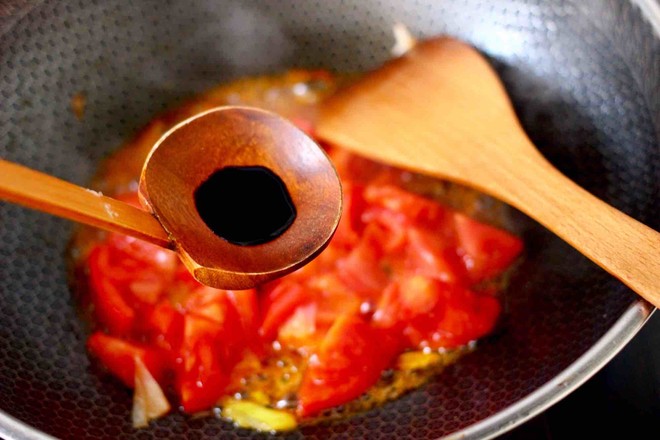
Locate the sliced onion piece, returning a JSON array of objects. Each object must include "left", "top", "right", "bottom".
[{"left": 132, "top": 356, "right": 171, "bottom": 428}]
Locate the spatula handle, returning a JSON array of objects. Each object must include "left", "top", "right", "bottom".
[
  {"left": 0, "top": 159, "right": 171, "bottom": 248},
  {"left": 501, "top": 154, "right": 660, "bottom": 307}
]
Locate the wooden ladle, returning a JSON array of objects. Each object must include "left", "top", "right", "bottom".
[
  {"left": 0, "top": 107, "right": 342, "bottom": 290},
  {"left": 317, "top": 37, "right": 660, "bottom": 307}
]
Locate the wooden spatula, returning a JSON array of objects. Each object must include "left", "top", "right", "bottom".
[{"left": 317, "top": 37, "right": 660, "bottom": 307}]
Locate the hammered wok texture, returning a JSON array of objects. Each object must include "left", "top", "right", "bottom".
[{"left": 0, "top": 0, "right": 658, "bottom": 439}]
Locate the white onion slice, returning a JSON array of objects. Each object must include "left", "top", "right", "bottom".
[{"left": 132, "top": 357, "right": 171, "bottom": 428}]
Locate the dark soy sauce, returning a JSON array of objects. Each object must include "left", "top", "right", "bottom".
[{"left": 194, "top": 166, "right": 297, "bottom": 246}]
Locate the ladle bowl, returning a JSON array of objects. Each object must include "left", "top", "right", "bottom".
[
  {"left": 140, "top": 106, "right": 342, "bottom": 289},
  {"left": 0, "top": 107, "right": 342, "bottom": 290}
]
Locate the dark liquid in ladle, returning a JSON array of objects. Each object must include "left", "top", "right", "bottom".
[{"left": 194, "top": 166, "right": 296, "bottom": 246}]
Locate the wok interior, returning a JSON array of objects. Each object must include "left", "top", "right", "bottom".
[{"left": 0, "top": 1, "right": 657, "bottom": 439}]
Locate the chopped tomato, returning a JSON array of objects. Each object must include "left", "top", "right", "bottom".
[
  {"left": 88, "top": 246, "right": 135, "bottom": 335},
  {"left": 173, "top": 263, "right": 201, "bottom": 289},
  {"left": 259, "top": 281, "right": 310, "bottom": 340},
  {"left": 87, "top": 332, "right": 164, "bottom": 387},
  {"left": 332, "top": 181, "right": 367, "bottom": 249},
  {"left": 188, "top": 290, "right": 246, "bottom": 363},
  {"left": 106, "top": 232, "right": 177, "bottom": 282},
  {"left": 278, "top": 303, "right": 319, "bottom": 349},
  {"left": 142, "top": 301, "right": 184, "bottom": 352},
  {"left": 335, "top": 227, "right": 390, "bottom": 299},
  {"left": 427, "top": 284, "right": 501, "bottom": 348},
  {"left": 177, "top": 314, "right": 232, "bottom": 413},
  {"left": 186, "top": 287, "right": 232, "bottom": 323},
  {"left": 227, "top": 290, "right": 258, "bottom": 327},
  {"left": 453, "top": 213, "right": 523, "bottom": 282},
  {"left": 359, "top": 207, "right": 408, "bottom": 254},
  {"left": 177, "top": 354, "right": 229, "bottom": 413},
  {"left": 364, "top": 184, "right": 450, "bottom": 229},
  {"left": 227, "top": 289, "right": 262, "bottom": 353},
  {"left": 297, "top": 314, "right": 400, "bottom": 417},
  {"left": 82, "top": 91, "right": 523, "bottom": 422},
  {"left": 374, "top": 275, "right": 501, "bottom": 349},
  {"left": 405, "top": 226, "right": 466, "bottom": 284},
  {"left": 308, "top": 274, "right": 362, "bottom": 329}
]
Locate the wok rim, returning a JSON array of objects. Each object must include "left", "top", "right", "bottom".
[{"left": 0, "top": 0, "right": 657, "bottom": 438}]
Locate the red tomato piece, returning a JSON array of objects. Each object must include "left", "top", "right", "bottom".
[
  {"left": 297, "top": 314, "right": 399, "bottom": 417},
  {"left": 277, "top": 302, "right": 319, "bottom": 349},
  {"left": 363, "top": 184, "right": 450, "bottom": 229},
  {"left": 373, "top": 275, "right": 443, "bottom": 339},
  {"left": 227, "top": 289, "right": 265, "bottom": 355},
  {"left": 331, "top": 181, "right": 367, "bottom": 249},
  {"left": 423, "top": 283, "right": 501, "bottom": 349},
  {"left": 404, "top": 226, "right": 466, "bottom": 284},
  {"left": 178, "top": 366, "right": 228, "bottom": 414},
  {"left": 453, "top": 213, "right": 523, "bottom": 283},
  {"left": 259, "top": 281, "right": 310, "bottom": 340},
  {"left": 374, "top": 275, "right": 501, "bottom": 349},
  {"left": 106, "top": 232, "right": 177, "bottom": 279},
  {"left": 88, "top": 246, "right": 135, "bottom": 335},
  {"left": 308, "top": 273, "right": 362, "bottom": 329},
  {"left": 176, "top": 314, "right": 233, "bottom": 413},
  {"left": 87, "top": 332, "right": 164, "bottom": 387},
  {"left": 226, "top": 289, "right": 258, "bottom": 334},
  {"left": 335, "top": 226, "right": 390, "bottom": 299},
  {"left": 359, "top": 207, "right": 408, "bottom": 254},
  {"left": 173, "top": 263, "right": 201, "bottom": 289},
  {"left": 143, "top": 301, "right": 184, "bottom": 352}
]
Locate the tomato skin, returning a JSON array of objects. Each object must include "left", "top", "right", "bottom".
[
  {"left": 176, "top": 287, "right": 253, "bottom": 413},
  {"left": 88, "top": 246, "right": 136, "bottom": 336},
  {"left": 374, "top": 275, "right": 501, "bottom": 350},
  {"left": 363, "top": 184, "right": 450, "bottom": 229},
  {"left": 176, "top": 314, "right": 231, "bottom": 413},
  {"left": 453, "top": 213, "right": 523, "bottom": 283},
  {"left": 259, "top": 281, "right": 310, "bottom": 340},
  {"left": 277, "top": 302, "right": 319, "bottom": 349},
  {"left": 227, "top": 289, "right": 264, "bottom": 355},
  {"left": 297, "top": 314, "right": 400, "bottom": 417},
  {"left": 178, "top": 368, "right": 228, "bottom": 414},
  {"left": 404, "top": 226, "right": 466, "bottom": 284},
  {"left": 142, "top": 301, "right": 184, "bottom": 352},
  {"left": 335, "top": 226, "right": 390, "bottom": 299},
  {"left": 87, "top": 332, "right": 164, "bottom": 387},
  {"left": 427, "top": 285, "right": 501, "bottom": 349},
  {"left": 332, "top": 181, "right": 367, "bottom": 249}
]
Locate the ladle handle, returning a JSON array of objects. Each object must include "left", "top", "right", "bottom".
[
  {"left": 0, "top": 159, "right": 171, "bottom": 248},
  {"left": 496, "top": 152, "right": 660, "bottom": 307}
]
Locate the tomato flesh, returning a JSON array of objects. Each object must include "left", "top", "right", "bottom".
[
  {"left": 87, "top": 332, "right": 164, "bottom": 387},
  {"left": 453, "top": 213, "right": 523, "bottom": 283},
  {"left": 297, "top": 314, "right": 400, "bottom": 417}
]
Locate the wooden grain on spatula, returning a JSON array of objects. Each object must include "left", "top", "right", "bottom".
[{"left": 317, "top": 37, "right": 660, "bottom": 307}]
